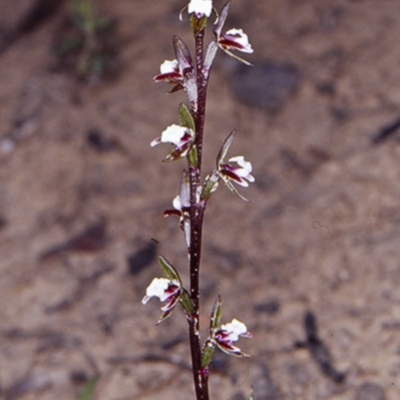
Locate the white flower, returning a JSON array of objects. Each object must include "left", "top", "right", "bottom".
[
  {"left": 188, "top": 0, "right": 213, "bottom": 18},
  {"left": 214, "top": 318, "right": 252, "bottom": 357},
  {"left": 151, "top": 124, "right": 188, "bottom": 147},
  {"left": 218, "top": 28, "right": 253, "bottom": 54},
  {"left": 153, "top": 59, "right": 184, "bottom": 93},
  {"left": 142, "top": 277, "right": 178, "bottom": 304},
  {"left": 151, "top": 124, "right": 195, "bottom": 160},
  {"left": 213, "top": 1, "right": 253, "bottom": 65},
  {"left": 220, "top": 155, "right": 255, "bottom": 187},
  {"left": 142, "top": 277, "right": 181, "bottom": 324},
  {"left": 216, "top": 131, "right": 255, "bottom": 201}
]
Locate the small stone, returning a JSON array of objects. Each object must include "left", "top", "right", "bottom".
[{"left": 356, "top": 382, "right": 385, "bottom": 400}]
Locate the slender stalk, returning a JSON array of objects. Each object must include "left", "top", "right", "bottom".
[
  {"left": 187, "top": 27, "right": 211, "bottom": 400},
  {"left": 145, "top": 3, "right": 254, "bottom": 400}
]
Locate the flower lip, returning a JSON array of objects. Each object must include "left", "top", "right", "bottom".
[{"left": 188, "top": 0, "right": 213, "bottom": 18}]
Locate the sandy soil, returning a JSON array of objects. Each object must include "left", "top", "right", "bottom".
[{"left": 1, "top": 0, "right": 400, "bottom": 399}]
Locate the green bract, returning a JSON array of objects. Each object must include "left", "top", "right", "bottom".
[{"left": 159, "top": 255, "right": 182, "bottom": 287}]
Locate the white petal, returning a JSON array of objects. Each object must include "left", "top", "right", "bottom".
[
  {"left": 160, "top": 124, "right": 189, "bottom": 146},
  {"left": 144, "top": 277, "right": 171, "bottom": 302},
  {"left": 221, "top": 318, "right": 248, "bottom": 341},
  {"left": 160, "top": 59, "right": 179, "bottom": 74},
  {"left": 188, "top": 0, "right": 213, "bottom": 17}
]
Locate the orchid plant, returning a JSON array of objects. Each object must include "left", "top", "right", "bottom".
[{"left": 143, "top": 1, "right": 254, "bottom": 398}]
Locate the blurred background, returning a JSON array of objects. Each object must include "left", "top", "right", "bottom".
[{"left": 1, "top": 0, "right": 400, "bottom": 399}]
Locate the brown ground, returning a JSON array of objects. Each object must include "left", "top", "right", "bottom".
[{"left": 1, "top": 0, "right": 400, "bottom": 399}]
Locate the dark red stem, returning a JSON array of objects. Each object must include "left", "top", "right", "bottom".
[{"left": 187, "top": 28, "right": 211, "bottom": 400}]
